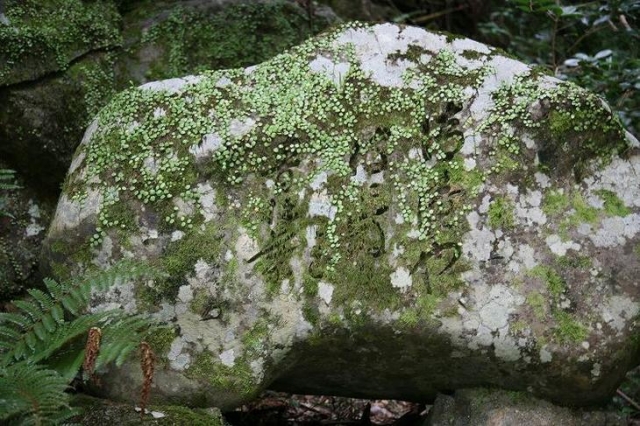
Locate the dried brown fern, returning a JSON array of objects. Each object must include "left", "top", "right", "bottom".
[
  {"left": 82, "top": 327, "right": 102, "bottom": 383},
  {"left": 139, "top": 341, "right": 155, "bottom": 417}
]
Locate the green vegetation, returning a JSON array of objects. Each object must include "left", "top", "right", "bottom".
[
  {"left": 529, "top": 265, "right": 566, "bottom": 298},
  {"left": 0, "top": 262, "right": 160, "bottom": 425},
  {"left": 0, "top": 168, "right": 19, "bottom": 219},
  {"left": 0, "top": 0, "right": 122, "bottom": 85},
  {"left": 526, "top": 292, "right": 546, "bottom": 319},
  {"left": 140, "top": 1, "right": 326, "bottom": 80},
  {"left": 488, "top": 196, "right": 515, "bottom": 229},
  {"left": 478, "top": 0, "right": 639, "bottom": 138},
  {"left": 542, "top": 190, "right": 570, "bottom": 216},
  {"left": 596, "top": 189, "right": 632, "bottom": 217},
  {"left": 553, "top": 311, "right": 588, "bottom": 343}
]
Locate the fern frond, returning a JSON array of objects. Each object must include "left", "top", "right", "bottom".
[
  {"left": 0, "top": 262, "right": 159, "bottom": 367},
  {"left": 0, "top": 169, "right": 20, "bottom": 191},
  {"left": 0, "top": 261, "right": 162, "bottom": 424},
  {"left": 0, "top": 362, "right": 74, "bottom": 425},
  {"left": 96, "top": 313, "right": 155, "bottom": 369}
]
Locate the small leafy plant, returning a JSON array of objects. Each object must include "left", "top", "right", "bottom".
[
  {"left": 0, "top": 168, "right": 20, "bottom": 219},
  {"left": 0, "top": 262, "right": 160, "bottom": 425}
]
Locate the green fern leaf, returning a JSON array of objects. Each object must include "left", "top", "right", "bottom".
[
  {"left": 43, "top": 278, "right": 64, "bottom": 300},
  {"left": 42, "top": 314, "right": 56, "bottom": 333},
  {"left": 61, "top": 296, "right": 80, "bottom": 316},
  {"left": 51, "top": 305, "right": 64, "bottom": 323},
  {"left": 0, "top": 325, "right": 21, "bottom": 341},
  {"left": 33, "top": 322, "right": 48, "bottom": 341},
  {"left": 28, "top": 288, "right": 54, "bottom": 310},
  {"left": 25, "top": 331, "right": 37, "bottom": 350},
  {"left": 12, "top": 300, "right": 41, "bottom": 322},
  {"left": 0, "top": 363, "right": 71, "bottom": 424},
  {"left": 0, "top": 312, "right": 29, "bottom": 329},
  {"left": 0, "top": 261, "right": 162, "bottom": 424}
]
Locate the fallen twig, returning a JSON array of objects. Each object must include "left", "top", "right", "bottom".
[{"left": 617, "top": 388, "right": 640, "bottom": 412}]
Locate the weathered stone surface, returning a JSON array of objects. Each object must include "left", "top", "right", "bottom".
[
  {"left": 43, "top": 22, "right": 640, "bottom": 410},
  {"left": 425, "top": 388, "right": 626, "bottom": 426},
  {"left": 0, "top": 164, "right": 55, "bottom": 301},
  {"left": 0, "top": 52, "right": 118, "bottom": 195}
]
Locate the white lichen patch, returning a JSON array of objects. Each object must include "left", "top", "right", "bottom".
[
  {"left": 168, "top": 337, "right": 192, "bottom": 371},
  {"left": 545, "top": 234, "right": 580, "bottom": 256},
  {"left": 390, "top": 267, "right": 412, "bottom": 292},
  {"left": 585, "top": 155, "right": 640, "bottom": 208},
  {"left": 535, "top": 172, "right": 551, "bottom": 188},
  {"left": 25, "top": 222, "right": 45, "bottom": 237},
  {"left": 178, "top": 285, "right": 194, "bottom": 304},
  {"left": 140, "top": 75, "right": 202, "bottom": 93},
  {"left": 25, "top": 202, "right": 45, "bottom": 236},
  {"left": 469, "top": 55, "right": 530, "bottom": 121},
  {"left": 540, "top": 346, "right": 553, "bottom": 363},
  {"left": 190, "top": 133, "right": 223, "bottom": 159},
  {"left": 93, "top": 235, "right": 114, "bottom": 268},
  {"left": 197, "top": 183, "right": 217, "bottom": 222},
  {"left": 318, "top": 281, "right": 334, "bottom": 305},
  {"left": 515, "top": 190, "right": 547, "bottom": 227},
  {"left": 601, "top": 295, "right": 639, "bottom": 333},
  {"left": 229, "top": 117, "right": 256, "bottom": 138},
  {"left": 309, "top": 191, "right": 337, "bottom": 220},
  {"left": 334, "top": 23, "right": 445, "bottom": 87},
  {"left": 462, "top": 211, "right": 495, "bottom": 261},
  {"left": 507, "top": 244, "right": 537, "bottom": 273},
  {"left": 50, "top": 190, "right": 102, "bottom": 232},
  {"left": 235, "top": 228, "right": 260, "bottom": 261},
  {"left": 589, "top": 214, "right": 640, "bottom": 247},
  {"left": 309, "top": 55, "right": 350, "bottom": 87},
  {"left": 219, "top": 349, "right": 236, "bottom": 367},
  {"left": 305, "top": 225, "right": 317, "bottom": 248},
  {"left": 90, "top": 273, "right": 137, "bottom": 314},
  {"left": 250, "top": 358, "right": 265, "bottom": 380}
]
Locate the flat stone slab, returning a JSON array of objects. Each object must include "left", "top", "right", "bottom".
[{"left": 43, "top": 22, "right": 640, "bottom": 409}]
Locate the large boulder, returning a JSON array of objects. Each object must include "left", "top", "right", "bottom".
[{"left": 43, "top": 22, "right": 640, "bottom": 410}]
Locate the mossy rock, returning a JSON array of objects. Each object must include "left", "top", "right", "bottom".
[
  {"left": 426, "top": 388, "right": 626, "bottom": 426},
  {"left": 0, "top": 0, "right": 335, "bottom": 197},
  {"left": 0, "top": 52, "right": 118, "bottom": 195},
  {"left": 115, "top": 0, "right": 337, "bottom": 86},
  {"left": 0, "top": 163, "right": 54, "bottom": 301},
  {"left": 71, "top": 394, "right": 226, "bottom": 426},
  {"left": 43, "top": 22, "right": 640, "bottom": 410},
  {"left": 0, "top": 0, "right": 122, "bottom": 86}
]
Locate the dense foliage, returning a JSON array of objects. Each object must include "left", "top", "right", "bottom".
[{"left": 0, "top": 263, "right": 159, "bottom": 425}]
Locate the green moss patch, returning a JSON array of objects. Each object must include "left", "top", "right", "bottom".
[
  {"left": 526, "top": 292, "right": 546, "bottom": 319},
  {"left": 542, "top": 190, "right": 570, "bottom": 216},
  {"left": 553, "top": 311, "right": 588, "bottom": 343},
  {"left": 0, "top": 0, "right": 122, "bottom": 85},
  {"left": 488, "top": 196, "right": 515, "bottom": 229},
  {"left": 139, "top": 1, "right": 327, "bottom": 81},
  {"left": 595, "top": 189, "right": 631, "bottom": 217},
  {"left": 528, "top": 265, "right": 566, "bottom": 299}
]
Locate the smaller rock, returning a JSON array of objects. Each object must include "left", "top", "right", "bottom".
[{"left": 425, "top": 388, "right": 626, "bottom": 426}]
